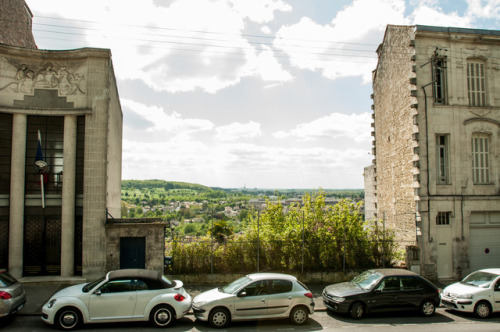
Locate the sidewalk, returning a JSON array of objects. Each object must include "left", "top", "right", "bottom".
[{"left": 18, "top": 281, "right": 328, "bottom": 316}]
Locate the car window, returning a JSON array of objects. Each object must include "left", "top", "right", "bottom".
[
  {"left": 242, "top": 280, "right": 268, "bottom": 296},
  {"left": 99, "top": 279, "right": 135, "bottom": 293},
  {"left": 0, "top": 271, "right": 16, "bottom": 287},
  {"left": 401, "top": 277, "right": 425, "bottom": 290},
  {"left": 133, "top": 279, "right": 150, "bottom": 291},
  {"left": 377, "top": 277, "right": 400, "bottom": 291},
  {"left": 495, "top": 279, "right": 500, "bottom": 291},
  {"left": 270, "top": 280, "right": 292, "bottom": 294}
]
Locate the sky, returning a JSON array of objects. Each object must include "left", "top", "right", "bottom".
[{"left": 27, "top": 0, "right": 500, "bottom": 189}]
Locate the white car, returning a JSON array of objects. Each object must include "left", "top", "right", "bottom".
[
  {"left": 41, "top": 269, "right": 192, "bottom": 330},
  {"left": 440, "top": 268, "right": 500, "bottom": 318},
  {"left": 192, "top": 273, "right": 315, "bottom": 328}
]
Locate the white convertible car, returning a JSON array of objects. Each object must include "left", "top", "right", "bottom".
[{"left": 41, "top": 269, "right": 191, "bottom": 330}]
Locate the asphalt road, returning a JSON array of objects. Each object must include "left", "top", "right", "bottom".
[{"left": 2, "top": 308, "right": 500, "bottom": 332}]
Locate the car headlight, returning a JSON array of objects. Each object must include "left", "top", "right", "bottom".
[
  {"left": 457, "top": 294, "right": 473, "bottom": 300},
  {"left": 48, "top": 299, "right": 57, "bottom": 308},
  {"left": 331, "top": 296, "right": 345, "bottom": 302},
  {"left": 193, "top": 301, "right": 207, "bottom": 307}
]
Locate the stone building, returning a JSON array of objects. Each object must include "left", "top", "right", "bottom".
[
  {"left": 371, "top": 25, "right": 500, "bottom": 280},
  {"left": 0, "top": 0, "right": 122, "bottom": 280}
]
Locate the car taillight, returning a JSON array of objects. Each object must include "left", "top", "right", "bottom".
[
  {"left": 304, "top": 292, "right": 313, "bottom": 299},
  {"left": 0, "top": 291, "right": 12, "bottom": 300},
  {"left": 174, "top": 294, "right": 185, "bottom": 302}
]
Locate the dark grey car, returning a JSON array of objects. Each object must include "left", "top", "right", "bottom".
[
  {"left": 0, "top": 269, "right": 26, "bottom": 318},
  {"left": 322, "top": 268, "right": 440, "bottom": 319}
]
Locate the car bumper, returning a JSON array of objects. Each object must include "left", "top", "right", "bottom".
[
  {"left": 322, "top": 297, "right": 350, "bottom": 314},
  {"left": 440, "top": 297, "right": 474, "bottom": 313},
  {"left": 0, "top": 295, "right": 26, "bottom": 317},
  {"left": 192, "top": 305, "right": 209, "bottom": 321}
]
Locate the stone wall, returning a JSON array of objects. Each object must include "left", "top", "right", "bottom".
[
  {"left": 106, "top": 219, "right": 167, "bottom": 274},
  {"left": 0, "top": 0, "right": 37, "bottom": 49},
  {"left": 372, "top": 25, "right": 418, "bottom": 248}
]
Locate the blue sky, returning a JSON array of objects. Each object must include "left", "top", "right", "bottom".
[{"left": 28, "top": 0, "right": 500, "bottom": 189}]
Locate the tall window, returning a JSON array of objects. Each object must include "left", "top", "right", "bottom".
[
  {"left": 472, "top": 133, "right": 490, "bottom": 184},
  {"left": 467, "top": 61, "right": 486, "bottom": 106},
  {"left": 436, "top": 135, "right": 450, "bottom": 184},
  {"left": 433, "top": 57, "right": 447, "bottom": 104}
]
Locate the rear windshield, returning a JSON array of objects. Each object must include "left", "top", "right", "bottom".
[{"left": 0, "top": 271, "right": 16, "bottom": 287}]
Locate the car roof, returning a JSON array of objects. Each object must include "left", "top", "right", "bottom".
[
  {"left": 246, "top": 273, "right": 297, "bottom": 281},
  {"left": 476, "top": 268, "right": 500, "bottom": 275},
  {"left": 107, "top": 269, "right": 161, "bottom": 281},
  {"left": 370, "top": 268, "right": 419, "bottom": 277}
]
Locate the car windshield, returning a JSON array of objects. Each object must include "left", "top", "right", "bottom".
[
  {"left": 82, "top": 277, "right": 105, "bottom": 293},
  {"left": 460, "top": 271, "right": 498, "bottom": 288},
  {"left": 351, "top": 271, "right": 383, "bottom": 291},
  {"left": 220, "top": 276, "right": 252, "bottom": 294}
]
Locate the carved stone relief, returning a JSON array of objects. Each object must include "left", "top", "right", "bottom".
[{"left": 0, "top": 58, "right": 87, "bottom": 97}]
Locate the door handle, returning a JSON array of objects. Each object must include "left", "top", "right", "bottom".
[
  {"left": 261, "top": 299, "right": 266, "bottom": 302},
  {"left": 128, "top": 297, "right": 135, "bottom": 300}
]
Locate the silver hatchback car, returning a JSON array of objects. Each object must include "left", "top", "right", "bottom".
[
  {"left": 0, "top": 269, "right": 26, "bottom": 318},
  {"left": 192, "top": 273, "right": 315, "bottom": 328}
]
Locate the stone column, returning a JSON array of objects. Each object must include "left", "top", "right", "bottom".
[
  {"left": 61, "top": 115, "right": 77, "bottom": 277},
  {"left": 9, "top": 114, "right": 27, "bottom": 278}
]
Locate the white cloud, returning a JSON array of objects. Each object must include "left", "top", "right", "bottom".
[
  {"left": 215, "top": 121, "right": 262, "bottom": 141},
  {"left": 411, "top": 5, "right": 471, "bottom": 26},
  {"left": 121, "top": 99, "right": 214, "bottom": 135},
  {"left": 274, "top": 112, "right": 371, "bottom": 143},
  {"left": 466, "top": 0, "right": 500, "bottom": 20}
]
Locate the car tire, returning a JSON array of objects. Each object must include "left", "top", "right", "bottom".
[
  {"left": 474, "top": 301, "right": 491, "bottom": 319},
  {"left": 420, "top": 300, "right": 436, "bottom": 317},
  {"left": 209, "top": 307, "right": 230, "bottom": 329},
  {"left": 289, "top": 306, "right": 309, "bottom": 325},
  {"left": 55, "top": 307, "right": 81, "bottom": 330},
  {"left": 349, "top": 302, "right": 364, "bottom": 319},
  {"left": 150, "top": 305, "right": 175, "bottom": 327}
]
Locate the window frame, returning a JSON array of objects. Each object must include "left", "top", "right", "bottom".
[
  {"left": 436, "top": 134, "right": 450, "bottom": 185},
  {"left": 436, "top": 212, "right": 451, "bottom": 226},
  {"left": 467, "top": 60, "right": 487, "bottom": 106},
  {"left": 432, "top": 56, "right": 447, "bottom": 104},
  {"left": 472, "top": 133, "right": 490, "bottom": 185}
]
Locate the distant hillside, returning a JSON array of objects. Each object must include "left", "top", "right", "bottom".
[{"left": 122, "top": 179, "right": 212, "bottom": 192}]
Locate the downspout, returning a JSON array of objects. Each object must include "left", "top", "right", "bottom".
[{"left": 421, "top": 82, "right": 434, "bottom": 244}]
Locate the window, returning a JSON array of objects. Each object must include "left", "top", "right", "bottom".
[
  {"left": 270, "top": 280, "right": 292, "bottom": 294},
  {"left": 242, "top": 280, "right": 268, "bottom": 296},
  {"left": 467, "top": 61, "right": 486, "bottom": 106},
  {"left": 436, "top": 212, "right": 451, "bottom": 225},
  {"left": 433, "top": 56, "right": 447, "bottom": 104},
  {"left": 436, "top": 135, "right": 450, "bottom": 184},
  {"left": 472, "top": 133, "right": 490, "bottom": 184},
  {"left": 377, "top": 277, "right": 400, "bottom": 291}
]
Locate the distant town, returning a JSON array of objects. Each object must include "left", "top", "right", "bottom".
[{"left": 120, "top": 180, "right": 364, "bottom": 236}]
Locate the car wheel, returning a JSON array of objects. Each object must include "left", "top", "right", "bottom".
[
  {"left": 420, "top": 300, "right": 436, "bottom": 317},
  {"left": 289, "top": 306, "right": 309, "bottom": 325},
  {"left": 349, "top": 302, "right": 364, "bottom": 319},
  {"left": 55, "top": 307, "right": 81, "bottom": 330},
  {"left": 474, "top": 301, "right": 491, "bottom": 319},
  {"left": 150, "top": 305, "right": 175, "bottom": 327},
  {"left": 209, "top": 308, "right": 230, "bottom": 329}
]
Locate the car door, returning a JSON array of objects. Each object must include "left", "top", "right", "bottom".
[
  {"left": 397, "top": 276, "right": 425, "bottom": 311},
  {"left": 369, "top": 276, "right": 401, "bottom": 312},
  {"left": 233, "top": 280, "right": 268, "bottom": 318},
  {"left": 494, "top": 278, "right": 500, "bottom": 311},
  {"left": 88, "top": 278, "right": 137, "bottom": 321},
  {"left": 267, "top": 279, "right": 294, "bottom": 316}
]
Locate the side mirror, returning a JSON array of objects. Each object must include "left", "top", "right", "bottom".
[
  {"left": 94, "top": 290, "right": 102, "bottom": 296},
  {"left": 237, "top": 291, "right": 247, "bottom": 297}
]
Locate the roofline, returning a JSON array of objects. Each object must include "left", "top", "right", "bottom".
[{"left": 416, "top": 25, "right": 500, "bottom": 37}]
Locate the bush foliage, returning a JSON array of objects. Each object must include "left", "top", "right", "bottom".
[{"left": 166, "top": 193, "right": 398, "bottom": 274}]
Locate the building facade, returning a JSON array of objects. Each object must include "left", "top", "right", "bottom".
[
  {"left": 0, "top": 1, "right": 123, "bottom": 280},
  {"left": 371, "top": 25, "right": 500, "bottom": 280}
]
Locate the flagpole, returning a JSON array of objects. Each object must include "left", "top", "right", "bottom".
[{"left": 36, "top": 130, "right": 46, "bottom": 209}]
